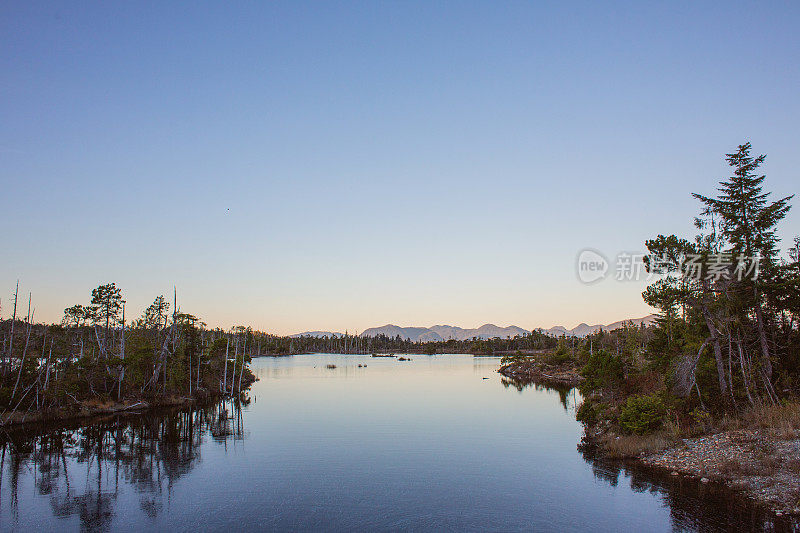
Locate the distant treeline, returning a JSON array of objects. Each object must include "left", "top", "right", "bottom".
[{"left": 282, "top": 330, "right": 559, "bottom": 355}]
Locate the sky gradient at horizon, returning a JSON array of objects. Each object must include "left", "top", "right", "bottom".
[{"left": 2, "top": 2, "right": 799, "bottom": 335}]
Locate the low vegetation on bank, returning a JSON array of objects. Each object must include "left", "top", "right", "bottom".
[
  {"left": 0, "top": 283, "right": 255, "bottom": 426},
  {"left": 498, "top": 347, "right": 584, "bottom": 388}
]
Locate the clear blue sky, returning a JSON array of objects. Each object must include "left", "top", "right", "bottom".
[{"left": 2, "top": 2, "right": 798, "bottom": 334}]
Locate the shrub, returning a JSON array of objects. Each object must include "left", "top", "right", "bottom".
[
  {"left": 580, "top": 350, "right": 624, "bottom": 393},
  {"left": 545, "top": 348, "right": 573, "bottom": 366},
  {"left": 576, "top": 399, "right": 599, "bottom": 426},
  {"left": 619, "top": 394, "right": 667, "bottom": 435},
  {"left": 500, "top": 352, "right": 528, "bottom": 365},
  {"left": 689, "top": 407, "right": 714, "bottom": 432}
]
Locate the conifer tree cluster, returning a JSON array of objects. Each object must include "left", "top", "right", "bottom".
[{"left": 642, "top": 142, "right": 797, "bottom": 408}]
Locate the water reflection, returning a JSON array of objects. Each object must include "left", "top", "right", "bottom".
[
  {"left": 0, "top": 399, "right": 247, "bottom": 532},
  {"left": 2, "top": 356, "right": 799, "bottom": 532},
  {"left": 500, "top": 376, "right": 578, "bottom": 411},
  {"left": 579, "top": 447, "right": 798, "bottom": 532},
  {"left": 500, "top": 376, "right": 798, "bottom": 531}
]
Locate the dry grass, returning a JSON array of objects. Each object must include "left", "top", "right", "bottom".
[
  {"left": 82, "top": 397, "right": 116, "bottom": 409},
  {"left": 714, "top": 401, "right": 800, "bottom": 438},
  {"left": 602, "top": 432, "right": 674, "bottom": 458},
  {"left": 741, "top": 401, "right": 800, "bottom": 433}
]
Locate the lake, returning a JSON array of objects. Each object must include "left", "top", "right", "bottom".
[{"left": 0, "top": 354, "right": 793, "bottom": 532}]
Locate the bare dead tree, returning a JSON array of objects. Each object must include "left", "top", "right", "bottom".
[
  {"left": 5, "top": 281, "right": 19, "bottom": 380},
  {"left": 11, "top": 294, "right": 32, "bottom": 400},
  {"left": 222, "top": 336, "right": 230, "bottom": 393}
]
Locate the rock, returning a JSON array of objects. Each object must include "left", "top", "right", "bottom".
[
  {"left": 671, "top": 471, "right": 679, "bottom": 476},
  {"left": 701, "top": 477, "right": 709, "bottom": 483}
]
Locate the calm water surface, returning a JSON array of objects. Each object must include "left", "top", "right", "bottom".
[{"left": 0, "top": 354, "right": 794, "bottom": 532}]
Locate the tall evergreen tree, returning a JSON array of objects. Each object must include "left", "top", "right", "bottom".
[
  {"left": 693, "top": 142, "right": 793, "bottom": 382},
  {"left": 91, "top": 283, "right": 123, "bottom": 353}
]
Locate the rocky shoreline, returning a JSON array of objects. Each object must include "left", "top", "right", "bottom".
[
  {"left": 501, "top": 356, "right": 800, "bottom": 516},
  {"left": 640, "top": 429, "right": 800, "bottom": 516},
  {"left": 501, "top": 355, "right": 800, "bottom": 517},
  {"left": 582, "top": 421, "right": 800, "bottom": 517}
]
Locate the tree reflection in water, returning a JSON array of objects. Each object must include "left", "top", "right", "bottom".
[
  {"left": 499, "top": 378, "right": 798, "bottom": 531},
  {"left": 500, "top": 376, "right": 578, "bottom": 411},
  {"left": 578, "top": 446, "right": 800, "bottom": 532},
  {"left": 0, "top": 397, "right": 248, "bottom": 532}
]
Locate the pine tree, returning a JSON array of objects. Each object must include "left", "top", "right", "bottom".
[
  {"left": 91, "top": 283, "right": 123, "bottom": 356},
  {"left": 693, "top": 142, "right": 793, "bottom": 383}
]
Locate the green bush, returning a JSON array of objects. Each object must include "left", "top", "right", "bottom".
[
  {"left": 689, "top": 407, "right": 713, "bottom": 431},
  {"left": 576, "top": 399, "right": 599, "bottom": 426},
  {"left": 500, "top": 352, "right": 528, "bottom": 365},
  {"left": 580, "top": 350, "right": 625, "bottom": 393},
  {"left": 619, "top": 394, "right": 667, "bottom": 435},
  {"left": 545, "top": 347, "right": 572, "bottom": 366}
]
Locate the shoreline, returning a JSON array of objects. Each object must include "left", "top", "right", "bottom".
[
  {"left": 0, "top": 395, "right": 201, "bottom": 428},
  {"left": 0, "top": 376, "right": 257, "bottom": 430},
  {"left": 640, "top": 429, "right": 800, "bottom": 516},
  {"left": 498, "top": 357, "right": 800, "bottom": 517},
  {"left": 581, "top": 418, "right": 800, "bottom": 516},
  {"left": 0, "top": 396, "right": 207, "bottom": 434},
  {"left": 498, "top": 358, "right": 584, "bottom": 388}
]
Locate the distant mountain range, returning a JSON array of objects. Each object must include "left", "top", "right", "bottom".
[
  {"left": 540, "top": 314, "right": 657, "bottom": 337},
  {"left": 289, "top": 331, "right": 343, "bottom": 338},
  {"left": 291, "top": 315, "right": 657, "bottom": 341},
  {"left": 359, "top": 324, "right": 531, "bottom": 342}
]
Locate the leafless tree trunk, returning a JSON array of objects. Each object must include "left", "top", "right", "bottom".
[
  {"left": 197, "top": 328, "right": 203, "bottom": 391},
  {"left": 188, "top": 329, "right": 192, "bottom": 397},
  {"left": 118, "top": 302, "right": 125, "bottom": 400},
  {"left": 44, "top": 340, "right": 53, "bottom": 392},
  {"left": 222, "top": 337, "right": 229, "bottom": 393},
  {"left": 699, "top": 301, "right": 728, "bottom": 394},
  {"left": 237, "top": 350, "right": 245, "bottom": 395},
  {"left": 735, "top": 330, "right": 754, "bottom": 406},
  {"left": 230, "top": 337, "right": 238, "bottom": 395},
  {"left": 5, "top": 281, "right": 18, "bottom": 380},
  {"left": 11, "top": 294, "right": 32, "bottom": 400},
  {"left": 753, "top": 288, "right": 773, "bottom": 381}
]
